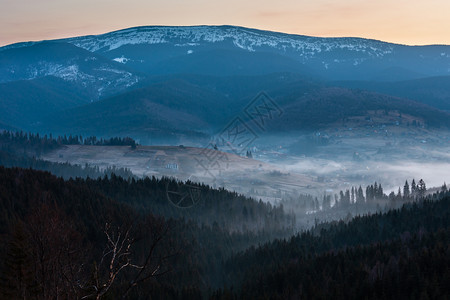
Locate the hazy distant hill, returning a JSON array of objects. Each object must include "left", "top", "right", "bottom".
[
  {"left": 0, "top": 121, "right": 14, "bottom": 131},
  {"left": 269, "top": 86, "right": 450, "bottom": 130},
  {"left": 334, "top": 76, "right": 450, "bottom": 111},
  {"left": 38, "top": 79, "right": 225, "bottom": 140},
  {"left": 0, "top": 76, "right": 89, "bottom": 128},
  {"left": 35, "top": 74, "right": 450, "bottom": 141}
]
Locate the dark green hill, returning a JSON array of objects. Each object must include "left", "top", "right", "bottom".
[
  {"left": 269, "top": 86, "right": 450, "bottom": 130},
  {"left": 334, "top": 75, "right": 450, "bottom": 111},
  {"left": 37, "top": 73, "right": 450, "bottom": 140},
  {"left": 0, "top": 76, "right": 88, "bottom": 128},
  {"left": 38, "top": 78, "right": 232, "bottom": 141}
]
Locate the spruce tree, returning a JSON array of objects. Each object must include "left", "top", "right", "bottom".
[
  {"left": 417, "top": 179, "right": 426, "bottom": 198},
  {"left": 378, "top": 183, "right": 383, "bottom": 198},
  {"left": 357, "top": 186, "right": 364, "bottom": 203},
  {"left": 344, "top": 190, "right": 350, "bottom": 206},
  {"left": 403, "top": 180, "right": 410, "bottom": 199}
]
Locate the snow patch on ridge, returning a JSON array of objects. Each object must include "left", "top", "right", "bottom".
[{"left": 113, "top": 56, "right": 130, "bottom": 64}]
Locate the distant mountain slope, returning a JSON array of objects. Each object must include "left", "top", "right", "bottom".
[
  {"left": 0, "top": 41, "right": 141, "bottom": 101},
  {"left": 0, "top": 122, "right": 14, "bottom": 131},
  {"left": 334, "top": 76, "right": 450, "bottom": 111},
  {"left": 55, "top": 26, "right": 450, "bottom": 80},
  {"left": 142, "top": 72, "right": 321, "bottom": 106},
  {"left": 0, "top": 76, "right": 89, "bottom": 128},
  {"left": 3, "top": 25, "right": 450, "bottom": 81},
  {"left": 369, "top": 66, "right": 427, "bottom": 81},
  {"left": 38, "top": 79, "right": 229, "bottom": 141},
  {"left": 36, "top": 74, "right": 450, "bottom": 141},
  {"left": 145, "top": 48, "right": 314, "bottom": 77},
  {"left": 269, "top": 86, "right": 450, "bottom": 130}
]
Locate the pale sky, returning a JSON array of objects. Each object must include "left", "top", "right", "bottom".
[{"left": 1, "top": 0, "right": 449, "bottom": 47}]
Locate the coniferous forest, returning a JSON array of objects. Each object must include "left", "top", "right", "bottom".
[{"left": 0, "top": 131, "right": 449, "bottom": 299}]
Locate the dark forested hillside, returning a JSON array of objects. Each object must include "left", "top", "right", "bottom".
[
  {"left": 31, "top": 73, "right": 450, "bottom": 141},
  {"left": 0, "top": 133, "right": 448, "bottom": 299},
  {"left": 78, "top": 174, "right": 294, "bottom": 232},
  {"left": 232, "top": 228, "right": 449, "bottom": 299},
  {"left": 0, "top": 165, "right": 448, "bottom": 299},
  {"left": 0, "top": 76, "right": 89, "bottom": 129},
  {"left": 218, "top": 191, "right": 450, "bottom": 299},
  {"left": 0, "top": 166, "right": 294, "bottom": 299},
  {"left": 334, "top": 75, "right": 450, "bottom": 112},
  {"left": 38, "top": 79, "right": 229, "bottom": 138},
  {"left": 269, "top": 86, "right": 450, "bottom": 130}
]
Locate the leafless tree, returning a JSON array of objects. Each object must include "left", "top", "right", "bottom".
[{"left": 81, "top": 217, "right": 176, "bottom": 300}]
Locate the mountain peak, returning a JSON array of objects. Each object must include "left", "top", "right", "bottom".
[
  {"left": 58, "top": 25, "right": 394, "bottom": 57},
  {"left": 1, "top": 25, "right": 450, "bottom": 87}
]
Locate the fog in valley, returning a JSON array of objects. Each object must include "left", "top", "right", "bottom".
[{"left": 39, "top": 127, "right": 450, "bottom": 229}]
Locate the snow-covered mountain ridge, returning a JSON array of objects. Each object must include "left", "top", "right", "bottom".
[
  {"left": 1, "top": 25, "right": 395, "bottom": 55},
  {"left": 62, "top": 25, "right": 395, "bottom": 58},
  {"left": 1, "top": 25, "right": 450, "bottom": 84}
]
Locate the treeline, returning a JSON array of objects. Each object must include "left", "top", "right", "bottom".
[
  {"left": 332, "top": 179, "right": 430, "bottom": 208},
  {"left": 0, "top": 130, "right": 59, "bottom": 155},
  {"left": 73, "top": 173, "right": 295, "bottom": 233},
  {"left": 0, "top": 130, "right": 137, "bottom": 156},
  {"left": 0, "top": 130, "right": 136, "bottom": 179},
  {"left": 0, "top": 149, "right": 134, "bottom": 180},
  {"left": 217, "top": 190, "right": 450, "bottom": 299},
  {"left": 82, "top": 135, "right": 137, "bottom": 147},
  {"left": 282, "top": 179, "right": 441, "bottom": 226}
]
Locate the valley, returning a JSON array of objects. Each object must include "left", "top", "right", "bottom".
[
  {"left": 40, "top": 120, "right": 450, "bottom": 203},
  {"left": 41, "top": 144, "right": 320, "bottom": 199}
]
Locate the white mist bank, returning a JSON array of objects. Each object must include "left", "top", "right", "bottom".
[{"left": 284, "top": 158, "right": 449, "bottom": 194}]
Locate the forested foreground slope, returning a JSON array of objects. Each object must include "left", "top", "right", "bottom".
[
  {"left": 0, "top": 166, "right": 293, "bottom": 299},
  {"left": 0, "top": 166, "right": 448, "bottom": 299},
  {"left": 218, "top": 191, "right": 450, "bottom": 299}
]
